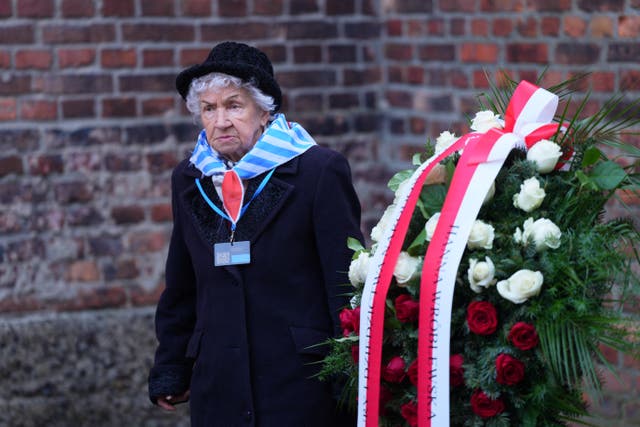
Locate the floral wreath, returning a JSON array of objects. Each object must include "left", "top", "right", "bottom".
[{"left": 319, "top": 73, "right": 640, "bottom": 427}]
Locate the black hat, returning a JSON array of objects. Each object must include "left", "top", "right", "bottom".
[{"left": 175, "top": 41, "right": 282, "bottom": 112}]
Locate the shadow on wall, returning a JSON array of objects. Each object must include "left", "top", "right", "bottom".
[{"left": 0, "top": 308, "right": 190, "bottom": 427}]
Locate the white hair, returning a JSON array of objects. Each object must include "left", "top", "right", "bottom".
[{"left": 185, "top": 73, "right": 275, "bottom": 123}]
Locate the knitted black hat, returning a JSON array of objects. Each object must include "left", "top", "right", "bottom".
[{"left": 175, "top": 41, "right": 282, "bottom": 112}]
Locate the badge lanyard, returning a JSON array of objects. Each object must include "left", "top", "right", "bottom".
[
  {"left": 195, "top": 168, "right": 275, "bottom": 241},
  {"left": 195, "top": 169, "right": 275, "bottom": 266}
]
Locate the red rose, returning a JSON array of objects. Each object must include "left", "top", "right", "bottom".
[
  {"left": 470, "top": 390, "right": 505, "bottom": 418},
  {"left": 495, "top": 353, "right": 525, "bottom": 385},
  {"left": 394, "top": 294, "right": 420, "bottom": 323},
  {"left": 407, "top": 359, "right": 418, "bottom": 386},
  {"left": 508, "top": 322, "right": 539, "bottom": 350},
  {"left": 339, "top": 307, "right": 360, "bottom": 337},
  {"left": 466, "top": 301, "right": 498, "bottom": 335},
  {"left": 450, "top": 354, "right": 465, "bottom": 387},
  {"left": 381, "top": 356, "right": 406, "bottom": 383},
  {"left": 400, "top": 401, "right": 418, "bottom": 427}
]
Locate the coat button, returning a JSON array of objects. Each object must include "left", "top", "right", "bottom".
[{"left": 244, "top": 410, "right": 252, "bottom": 421}]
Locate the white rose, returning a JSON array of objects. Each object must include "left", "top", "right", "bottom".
[
  {"left": 513, "top": 177, "right": 546, "bottom": 212},
  {"left": 435, "top": 131, "right": 458, "bottom": 155},
  {"left": 348, "top": 251, "right": 370, "bottom": 287},
  {"left": 467, "top": 220, "right": 495, "bottom": 250},
  {"left": 483, "top": 181, "right": 496, "bottom": 205},
  {"left": 497, "top": 269, "right": 544, "bottom": 304},
  {"left": 393, "top": 251, "right": 421, "bottom": 285},
  {"left": 467, "top": 256, "right": 497, "bottom": 293},
  {"left": 371, "top": 204, "right": 396, "bottom": 242},
  {"left": 527, "top": 139, "right": 562, "bottom": 174},
  {"left": 470, "top": 110, "right": 504, "bottom": 133},
  {"left": 516, "top": 217, "right": 562, "bottom": 251},
  {"left": 425, "top": 212, "right": 441, "bottom": 242}
]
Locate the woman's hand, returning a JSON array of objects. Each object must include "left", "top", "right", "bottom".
[{"left": 156, "top": 389, "right": 190, "bottom": 411}]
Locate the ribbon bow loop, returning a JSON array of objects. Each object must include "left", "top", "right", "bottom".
[{"left": 503, "top": 80, "right": 560, "bottom": 149}]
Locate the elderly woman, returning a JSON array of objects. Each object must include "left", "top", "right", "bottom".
[{"left": 148, "top": 42, "right": 362, "bottom": 426}]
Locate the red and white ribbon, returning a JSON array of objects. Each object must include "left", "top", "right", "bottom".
[{"left": 357, "top": 81, "right": 560, "bottom": 427}]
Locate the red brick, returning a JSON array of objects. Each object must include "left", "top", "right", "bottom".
[
  {"left": 56, "top": 287, "right": 127, "bottom": 311},
  {"left": 141, "top": 97, "right": 175, "bottom": 116},
  {"left": 426, "top": 18, "right": 445, "bottom": 36},
  {"left": 385, "top": 43, "right": 413, "bottom": 61},
  {"left": 122, "top": 24, "right": 195, "bottom": 42},
  {"left": 61, "top": 99, "right": 95, "bottom": 118},
  {"left": 61, "top": 0, "right": 95, "bottom": 17},
  {"left": 450, "top": 18, "right": 466, "bottom": 36},
  {"left": 0, "top": 24, "right": 34, "bottom": 44},
  {"left": 219, "top": 0, "right": 247, "bottom": 16},
  {"left": 471, "top": 18, "right": 489, "bottom": 36},
  {"left": 15, "top": 50, "right": 52, "bottom": 70},
  {"left": 55, "top": 181, "right": 94, "bottom": 204},
  {"left": 42, "top": 24, "right": 116, "bottom": 44},
  {"left": 291, "top": 0, "right": 317, "bottom": 14},
  {"left": 119, "top": 74, "right": 175, "bottom": 92},
  {"left": 620, "top": 70, "right": 640, "bottom": 90},
  {"left": 181, "top": 0, "right": 212, "bottom": 15},
  {"left": 619, "top": 15, "right": 640, "bottom": 38},
  {"left": 101, "top": 48, "right": 137, "bottom": 68},
  {"left": 141, "top": 0, "right": 175, "bottom": 16},
  {"left": 531, "top": 0, "right": 572, "bottom": 11},
  {"left": 327, "top": 0, "right": 354, "bottom": 14},
  {"left": 58, "top": 48, "right": 96, "bottom": 68},
  {"left": 590, "top": 71, "right": 616, "bottom": 91},
  {"left": 517, "top": 16, "right": 538, "bottom": 37},
  {"left": 0, "top": 156, "right": 23, "bottom": 176},
  {"left": 29, "top": 155, "right": 64, "bottom": 176},
  {"left": 556, "top": 43, "right": 600, "bottom": 64},
  {"left": 67, "top": 260, "right": 100, "bottom": 282},
  {"left": 564, "top": 16, "right": 587, "bottom": 37},
  {"left": 151, "top": 203, "right": 173, "bottom": 222},
  {"left": 386, "top": 19, "right": 403, "bottom": 36},
  {"left": 541, "top": 16, "right": 561, "bottom": 36},
  {"left": 102, "top": 0, "right": 134, "bottom": 16},
  {"left": 418, "top": 44, "right": 454, "bottom": 62},
  {"left": 102, "top": 98, "right": 136, "bottom": 118},
  {"left": 293, "top": 45, "right": 322, "bottom": 63},
  {"left": 0, "top": 98, "right": 17, "bottom": 121},
  {"left": 0, "top": 51, "right": 10, "bottom": 68},
  {"left": 180, "top": 48, "right": 210, "bottom": 66},
  {"left": 441, "top": 0, "right": 475, "bottom": 11},
  {"left": 590, "top": 15, "right": 614, "bottom": 37},
  {"left": 493, "top": 18, "right": 513, "bottom": 36},
  {"left": 0, "top": 1, "right": 11, "bottom": 16},
  {"left": 0, "top": 75, "right": 31, "bottom": 95},
  {"left": 460, "top": 43, "right": 499, "bottom": 63},
  {"left": 20, "top": 99, "right": 57, "bottom": 120},
  {"left": 578, "top": 0, "right": 624, "bottom": 12},
  {"left": 146, "top": 151, "right": 178, "bottom": 173},
  {"left": 128, "top": 230, "right": 167, "bottom": 252},
  {"left": 143, "top": 49, "right": 173, "bottom": 67},
  {"left": 17, "top": 0, "right": 53, "bottom": 17},
  {"left": 111, "top": 206, "right": 145, "bottom": 224},
  {"left": 104, "top": 259, "right": 139, "bottom": 281},
  {"left": 507, "top": 43, "right": 549, "bottom": 63},
  {"left": 480, "top": 0, "right": 519, "bottom": 11},
  {"left": 254, "top": 0, "right": 283, "bottom": 14}
]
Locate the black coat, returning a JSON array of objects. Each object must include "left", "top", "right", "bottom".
[{"left": 149, "top": 145, "right": 363, "bottom": 427}]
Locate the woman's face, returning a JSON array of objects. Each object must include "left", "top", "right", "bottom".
[{"left": 199, "top": 86, "right": 269, "bottom": 162}]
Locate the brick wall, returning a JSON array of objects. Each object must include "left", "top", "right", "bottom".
[{"left": 0, "top": 0, "right": 638, "bottom": 425}]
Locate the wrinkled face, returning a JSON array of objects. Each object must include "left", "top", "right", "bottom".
[{"left": 199, "top": 86, "right": 269, "bottom": 162}]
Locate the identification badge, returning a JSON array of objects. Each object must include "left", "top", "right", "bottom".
[{"left": 214, "top": 241, "right": 251, "bottom": 266}]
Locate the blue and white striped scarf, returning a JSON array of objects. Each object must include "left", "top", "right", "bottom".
[{"left": 189, "top": 113, "right": 316, "bottom": 180}]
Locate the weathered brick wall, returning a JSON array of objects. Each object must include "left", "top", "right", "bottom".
[{"left": 0, "top": 0, "right": 638, "bottom": 425}]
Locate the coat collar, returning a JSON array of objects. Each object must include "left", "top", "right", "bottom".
[{"left": 179, "top": 158, "right": 297, "bottom": 281}]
